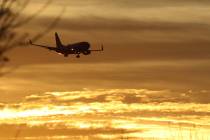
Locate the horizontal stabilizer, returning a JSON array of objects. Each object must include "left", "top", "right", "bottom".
[{"left": 91, "top": 44, "right": 104, "bottom": 51}]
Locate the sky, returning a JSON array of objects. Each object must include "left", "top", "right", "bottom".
[{"left": 0, "top": 0, "right": 210, "bottom": 140}]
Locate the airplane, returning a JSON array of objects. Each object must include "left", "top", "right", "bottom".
[{"left": 29, "top": 32, "right": 103, "bottom": 58}]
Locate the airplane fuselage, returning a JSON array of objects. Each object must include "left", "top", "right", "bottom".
[{"left": 54, "top": 42, "right": 91, "bottom": 57}]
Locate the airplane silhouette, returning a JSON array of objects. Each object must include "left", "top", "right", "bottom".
[{"left": 29, "top": 32, "right": 103, "bottom": 58}]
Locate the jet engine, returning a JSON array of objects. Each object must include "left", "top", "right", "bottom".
[{"left": 83, "top": 50, "right": 91, "bottom": 55}]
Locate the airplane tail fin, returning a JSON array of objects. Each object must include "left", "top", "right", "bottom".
[{"left": 55, "top": 32, "right": 63, "bottom": 48}]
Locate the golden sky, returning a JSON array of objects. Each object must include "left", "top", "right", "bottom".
[{"left": 1, "top": 0, "right": 210, "bottom": 139}]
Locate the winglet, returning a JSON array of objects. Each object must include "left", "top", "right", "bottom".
[
  {"left": 101, "top": 44, "right": 104, "bottom": 51},
  {"left": 29, "top": 40, "right": 32, "bottom": 45}
]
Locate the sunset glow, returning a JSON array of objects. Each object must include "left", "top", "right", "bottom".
[
  {"left": 1, "top": 0, "right": 210, "bottom": 139},
  {"left": 0, "top": 89, "right": 209, "bottom": 139}
]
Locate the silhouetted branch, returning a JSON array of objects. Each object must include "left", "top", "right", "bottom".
[{"left": 0, "top": 0, "right": 63, "bottom": 76}]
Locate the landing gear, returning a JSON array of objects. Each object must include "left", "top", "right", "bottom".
[{"left": 76, "top": 54, "right": 80, "bottom": 58}]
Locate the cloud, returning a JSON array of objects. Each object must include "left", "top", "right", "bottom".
[
  {"left": 0, "top": 89, "right": 209, "bottom": 110},
  {"left": 35, "top": 0, "right": 210, "bottom": 8},
  {"left": 23, "top": 89, "right": 210, "bottom": 105},
  {"left": 0, "top": 123, "right": 136, "bottom": 138},
  {"left": 0, "top": 89, "right": 209, "bottom": 139},
  {"left": 10, "top": 0, "right": 210, "bottom": 68},
  {"left": 0, "top": 103, "right": 5, "bottom": 109},
  {"left": 35, "top": 16, "right": 210, "bottom": 31},
  {"left": 1, "top": 61, "right": 210, "bottom": 99},
  {"left": 2, "top": 89, "right": 209, "bottom": 113},
  {"left": 16, "top": 15, "right": 210, "bottom": 64}
]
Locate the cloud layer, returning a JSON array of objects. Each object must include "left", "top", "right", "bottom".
[
  {"left": 1, "top": 62, "right": 210, "bottom": 100},
  {"left": 0, "top": 89, "right": 209, "bottom": 139}
]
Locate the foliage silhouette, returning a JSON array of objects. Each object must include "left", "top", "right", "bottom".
[{"left": 0, "top": 0, "right": 63, "bottom": 76}]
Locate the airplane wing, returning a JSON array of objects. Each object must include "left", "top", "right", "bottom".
[
  {"left": 90, "top": 44, "right": 104, "bottom": 51},
  {"left": 29, "top": 40, "right": 56, "bottom": 51}
]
